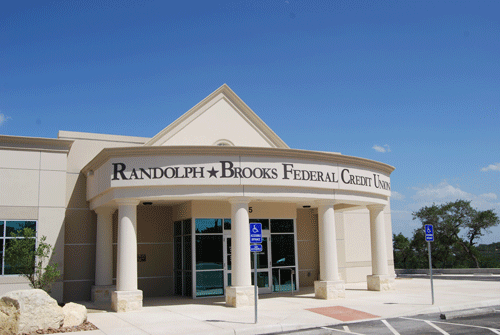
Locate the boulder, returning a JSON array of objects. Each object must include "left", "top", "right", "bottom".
[
  {"left": 62, "top": 302, "right": 87, "bottom": 327},
  {"left": 0, "top": 289, "right": 64, "bottom": 335}
]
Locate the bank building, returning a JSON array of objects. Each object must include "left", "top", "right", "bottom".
[{"left": 0, "top": 85, "right": 395, "bottom": 312}]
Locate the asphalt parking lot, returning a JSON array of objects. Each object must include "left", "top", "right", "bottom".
[{"left": 280, "top": 307, "right": 500, "bottom": 335}]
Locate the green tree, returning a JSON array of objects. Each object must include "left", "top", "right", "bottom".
[
  {"left": 393, "top": 233, "right": 413, "bottom": 268},
  {"left": 412, "top": 200, "right": 499, "bottom": 268},
  {"left": 4, "top": 228, "right": 60, "bottom": 293}
]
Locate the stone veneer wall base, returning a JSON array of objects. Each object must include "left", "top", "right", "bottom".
[
  {"left": 91, "top": 285, "right": 116, "bottom": 302},
  {"left": 314, "top": 280, "right": 346, "bottom": 299},
  {"left": 367, "top": 274, "right": 395, "bottom": 291},
  {"left": 111, "top": 290, "right": 143, "bottom": 312},
  {"left": 225, "top": 286, "right": 255, "bottom": 307}
]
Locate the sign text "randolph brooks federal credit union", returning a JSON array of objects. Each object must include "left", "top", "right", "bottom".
[{"left": 111, "top": 161, "right": 390, "bottom": 190}]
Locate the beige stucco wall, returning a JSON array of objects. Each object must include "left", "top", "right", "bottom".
[
  {"left": 296, "top": 208, "right": 319, "bottom": 287},
  {"left": 342, "top": 205, "right": 395, "bottom": 282},
  {"left": 112, "top": 206, "right": 174, "bottom": 298},
  {"left": 60, "top": 131, "right": 150, "bottom": 301},
  {"left": 343, "top": 208, "right": 372, "bottom": 282},
  {"left": 0, "top": 148, "right": 68, "bottom": 301},
  {"left": 159, "top": 98, "right": 274, "bottom": 148}
]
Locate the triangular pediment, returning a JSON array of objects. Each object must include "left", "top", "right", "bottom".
[{"left": 145, "top": 84, "right": 289, "bottom": 148}]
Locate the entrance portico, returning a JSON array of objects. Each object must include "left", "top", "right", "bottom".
[{"left": 84, "top": 145, "right": 394, "bottom": 311}]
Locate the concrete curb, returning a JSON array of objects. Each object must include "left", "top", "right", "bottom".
[
  {"left": 390, "top": 298, "right": 500, "bottom": 319},
  {"left": 440, "top": 307, "right": 496, "bottom": 320},
  {"left": 397, "top": 274, "right": 500, "bottom": 281}
]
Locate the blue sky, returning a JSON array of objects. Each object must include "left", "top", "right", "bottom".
[{"left": 1, "top": 0, "right": 499, "bottom": 243}]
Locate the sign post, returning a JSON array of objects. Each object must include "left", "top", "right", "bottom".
[
  {"left": 425, "top": 224, "right": 434, "bottom": 305},
  {"left": 250, "top": 223, "right": 262, "bottom": 324}
]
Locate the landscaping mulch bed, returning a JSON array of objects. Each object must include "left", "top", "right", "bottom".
[{"left": 22, "top": 321, "right": 99, "bottom": 334}]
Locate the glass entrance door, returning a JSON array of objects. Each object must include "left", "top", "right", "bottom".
[
  {"left": 223, "top": 233, "right": 272, "bottom": 294},
  {"left": 251, "top": 234, "right": 272, "bottom": 294}
]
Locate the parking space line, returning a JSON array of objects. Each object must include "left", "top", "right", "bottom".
[
  {"left": 382, "top": 319, "right": 401, "bottom": 335},
  {"left": 320, "top": 326, "right": 364, "bottom": 334},
  {"left": 425, "top": 320, "right": 450, "bottom": 335},
  {"left": 401, "top": 316, "right": 500, "bottom": 333},
  {"left": 343, "top": 325, "right": 351, "bottom": 332}
]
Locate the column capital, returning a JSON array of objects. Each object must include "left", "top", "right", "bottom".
[
  {"left": 94, "top": 206, "right": 116, "bottom": 216},
  {"left": 315, "top": 199, "right": 337, "bottom": 207},
  {"left": 367, "top": 204, "right": 386, "bottom": 213},
  {"left": 228, "top": 196, "right": 251, "bottom": 205},
  {"left": 115, "top": 199, "right": 140, "bottom": 206}
]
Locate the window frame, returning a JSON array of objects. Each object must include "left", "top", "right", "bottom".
[{"left": 0, "top": 220, "right": 38, "bottom": 276}]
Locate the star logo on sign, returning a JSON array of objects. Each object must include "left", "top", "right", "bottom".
[{"left": 208, "top": 167, "right": 219, "bottom": 178}]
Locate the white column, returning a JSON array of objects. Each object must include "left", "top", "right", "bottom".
[
  {"left": 318, "top": 201, "right": 340, "bottom": 281},
  {"left": 367, "top": 204, "right": 394, "bottom": 291},
  {"left": 92, "top": 207, "right": 115, "bottom": 302},
  {"left": 95, "top": 207, "right": 114, "bottom": 286},
  {"left": 116, "top": 199, "right": 140, "bottom": 291},
  {"left": 230, "top": 197, "right": 251, "bottom": 286},
  {"left": 112, "top": 199, "right": 142, "bottom": 312},
  {"left": 314, "top": 200, "right": 345, "bottom": 299},
  {"left": 368, "top": 204, "right": 388, "bottom": 276},
  {"left": 226, "top": 197, "right": 254, "bottom": 307}
]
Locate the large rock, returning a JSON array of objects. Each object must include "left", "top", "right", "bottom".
[
  {"left": 62, "top": 302, "right": 87, "bottom": 327},
  {"left": 0, "top": 289, "right": 64, "bottom": 335}
]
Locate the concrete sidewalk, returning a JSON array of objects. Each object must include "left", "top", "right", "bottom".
[{"left": 79, "top": 278, "right": 500, "bottom": 335}]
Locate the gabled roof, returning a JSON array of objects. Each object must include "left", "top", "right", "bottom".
[{"left": 144, "top": 84, "right": 289, "bottom": 148}]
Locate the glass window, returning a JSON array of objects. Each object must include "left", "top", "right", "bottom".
[
  {"left": 251, "top": 237, "right": 268, "bottom": 269},
  {"left": 174, "top": 221, "right": 182, "bottom": 236},
  {"left": 226, "top": 238, "right": 231, "bottom": 270},
  {"left": 251, "top": 271, "right": 270, "bottom": 288},
  {"left": 196, "top": 235, "right": 223, "bottom": 270},
  {"left": 270, "top": 219, "right": 293, "bottom": 233},
  {"left": 196, "top": 271, "right": 223, "bottom": 297},
  {"left": 175, "top": 271, "right": 182, "bottom": 295},
  {"left": 195, "top": 219, "right": 222, "bottom": 234},
  {"left": 223, "top": 218, "right": 231, "bottom": 231},
  {"left": 174, "top": 237, "right": 182, "bottom": 270},
  {"left": 0, "top": 240, "right": 3, "bottom": 274},
  {"left": 272, "top": 268, "right": 296, "bottom": 292},
  {"left": 184, "top": 271, "right": 192, "bottom": 297},
  {"left": 183, "top": 219, "right": 192, "bottom": 235},
  {"left": 271, "top": 234, "right": 295, "bottom": 267},
  {"left": 183, "top": 236, "right": 192, "bottom": 271},
  {"left": 6, "top": 221, "right": 36, "bottom": 237},
  {"left": 1, "top": 220, "right": 37, "bottom": 276}
]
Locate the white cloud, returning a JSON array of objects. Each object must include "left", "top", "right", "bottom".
[
  {"left": 412, "top": 181, "right": 469, "bottom": 203},
  {"left": 411, "top": 181, "right": 500, "bottom": 212},
  {"left": 391, "top": 191, "right": 405, "bottom": 201},
  {"left": 0, "top": 113, "right": 11, "bottom": 126},
  {"left": 372, "top": 144, "right": 391, "bottom": 153},
  {"left": 480, "top": 193, "right": 498, "bottom": 201},
  {"left": 481, "top": 163, "right": 500, "bottom": 172}
]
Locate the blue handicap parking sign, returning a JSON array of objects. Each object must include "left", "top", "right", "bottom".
[
  {"left": 250, "top": 222, "right": 262, "bottom": 243},
  {"left": 250, "top": 244, "right": 263, "bottom": 252},
  {"left": 425, "top": 225, "right": 433, "bottom": 235},
  {"left": 425, "top": 224, "right": 434, "bottom": 242}
]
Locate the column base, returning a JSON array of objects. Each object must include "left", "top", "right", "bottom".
[
  {"left": 367, "top": 275, "right": 395, "bottom": 291},
  {"left": 225, "top": 286, "right": 255, "bottom": 307},
  {"left": 91, "top": 285, "right": 116, "bottom": 302},
  {"left": 314, "top": 280, "right": 345, "bottom": 299},
  {"left": 111, "top": 290, "right": 143, "bottom": 312}
]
